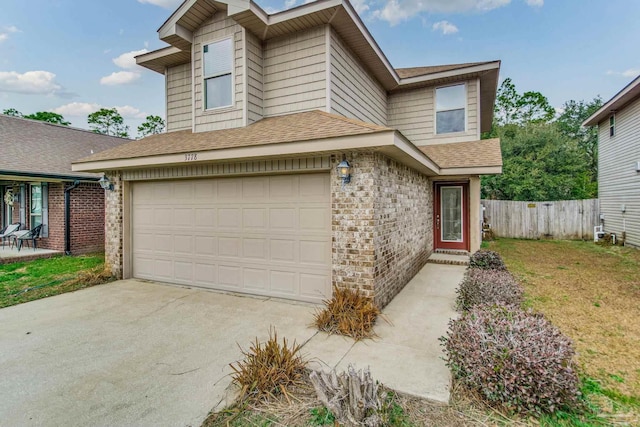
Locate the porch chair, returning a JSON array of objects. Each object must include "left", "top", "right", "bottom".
[
  {"left": 14, "top": 224, "right": 43, "bottom": 252},
  {"left": 0, "top": 223, "right": 21, "bottom": 249}
]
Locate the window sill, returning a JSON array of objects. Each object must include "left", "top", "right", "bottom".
[{"left": 203, "top": 105, "right": 235, "bottom": 114}]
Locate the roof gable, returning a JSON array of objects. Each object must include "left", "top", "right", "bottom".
[{"left": 583, "top": 74, "right": 640, "bottom": 127}]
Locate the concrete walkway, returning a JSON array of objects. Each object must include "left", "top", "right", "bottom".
[{"left": 302, "top": 263, "right": 464, "bottom": 402}]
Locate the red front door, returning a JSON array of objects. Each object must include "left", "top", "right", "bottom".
[{"left": 434, "top": 182, "right": 469, "bottom": 251}]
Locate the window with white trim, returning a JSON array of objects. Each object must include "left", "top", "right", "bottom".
[
  {"left": 436, "top": 84, "right": 466, "bottom": 134},
  {"left": 29, "top": 182, "right": 48, "bottom": 237},
  {"left": 203, "top": 38, "right": 233, "bottom": 110},
  {"left": 609, "top": 114, "right": 615, "bottom": 137}
]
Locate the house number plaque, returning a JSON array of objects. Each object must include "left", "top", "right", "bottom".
[{"left": 184, "top": 153, "right": 198, "bottom": 161}]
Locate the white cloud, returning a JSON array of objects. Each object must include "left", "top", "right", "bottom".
[
  {"left": 53, "top": 102, "right": 146, "bottom": 119},
  {"left": 137, "top": 0, "right": 182, "bottom": 8},
  {"left": 115, "top": 105, "right": 147, "bottom": 119},
  {"left": 432, "top": 20, "right": 459, "bottom": 35},
  {"left": 285, "top": 0, "right": 298, "bottom": 8},
  {"left": 372, "top": 0, "right": 542, "bottom": 26},
  {"left": 100, "top": 71, "right": 142, "bottom": 86},
  {"left": 53, "top": 102, "right": 101, "bottom": 117},
  {"left": 0, "top": 25, "right": 21, "bottom": 43},
  {"left": 0, "top": 70, "right": 64, "bottom": 95},
  {"left": 607, "top": 68, "right": 640, "bottom": 78},
  {"left": 351, "top": 0, "right": 370, "bottom": 14},
  {"left": 113, "top": 49, "right": 149, "bottom": 69}
]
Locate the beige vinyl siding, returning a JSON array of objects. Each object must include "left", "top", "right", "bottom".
[
  {"left": 597, "top": 95, "right": 640, "bottom": 247},
  {"left": 193, "top": 11, "right": 244, "bottom": 132},
  {"left": 166, "top": 63, "right": 193, "bottom": 132},
  {"left": 329, "top": 28, "right": 387, "bottom": 126},
  {"left": 246, "top": 31, "right": 263, "bottom": 124},
  {"left": 263, "top": 26, "right": 326, "bottom": 117},
  {"left": 388, "top": 79, "right": 479, "bottom": 146}
]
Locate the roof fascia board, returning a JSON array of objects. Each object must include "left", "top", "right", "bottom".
[
  {"left": 398, "top": 62, "right": 500, "bottom": 87},
  {"left": 0, "top": 170, "right": 100, "bottom": 182},
  {"left": 439, "top": 166, "right": 502, "bottom": 175},
  {"left": 392, "top": 133, "right": 440, "bottom": 175},
  {"left": 72, "top": 132, "right": 396, "bottom": 172},
  {"left": 583, "top": 75, "right": 640, "bottom": 126},
  {"left": 159, "top": 0, "right": 198, "bottom": 35},
  {"left": 136, "top": 46, "right": 183, "bottom": 64}
]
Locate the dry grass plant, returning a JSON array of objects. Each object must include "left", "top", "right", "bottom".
[
  {"left": 313, "top": 286, "right": 380, "bottom": 340},
  {"left": 230, "top": 328, "right": 307, "bottom": 404}
]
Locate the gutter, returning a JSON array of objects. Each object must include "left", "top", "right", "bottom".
[
  {"left": 0, "top": 170, "right": 100, "bottom": 182},
  {"left": 64, "top": 181, "right": 80, "bottom": 255}
]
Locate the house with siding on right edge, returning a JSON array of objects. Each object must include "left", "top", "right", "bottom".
[
  {"left": 584, "top": 74, "right": 640, "bottom": 247},
  {"left": 72, "top": 0, "right": 503, "bottom": 309}
]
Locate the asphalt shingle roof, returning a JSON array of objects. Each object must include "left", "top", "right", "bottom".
[
  {"left": 76, "top": 110, "right": 392, "bottom": 163},
  {"left": 0, "top": 115, "right": 130, "bottom": 179},
  {"left": 419, "top": 138, "right": 502, "bottom": 169}
]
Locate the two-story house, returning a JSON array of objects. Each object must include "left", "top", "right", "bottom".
[
  {"left": 73, "top": 0, "right": 502, "bottom": 308},
  {"left": 584, "top": 74, "right": 640, "bottom": 247}
]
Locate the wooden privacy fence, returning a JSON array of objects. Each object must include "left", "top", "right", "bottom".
[{"left": 481, "top": 199, "right": 600, "bottom": 240}]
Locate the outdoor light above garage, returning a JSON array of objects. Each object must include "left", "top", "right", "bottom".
[
  {"left": 337, "top": 158, "right": 351, "bottom": 188},
  {"left": 99, "top": 175, "right": 114, "bottom": 191}
]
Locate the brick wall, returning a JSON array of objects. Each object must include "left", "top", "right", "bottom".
[
  {"left": 331, "top": 152, "right": 377, "bottom": 298},
  {"left": 4, "top": 182, "right": 105, "bottom": 254},
  {"left": 331, "top": 152, "right": 433, "bottom": 308},
  {"left": 105, "top": 172, "right": 124, "bottom": 278},
  {"left": 69, "top": 183, "right": 105, "bottom": 254},
  {"left": 372, "top": 154, "right": 432, "bottom": 307}
]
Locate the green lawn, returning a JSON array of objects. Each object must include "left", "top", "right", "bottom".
[{"left": 0, "top": 254, "right": 112, "bottom": 308}]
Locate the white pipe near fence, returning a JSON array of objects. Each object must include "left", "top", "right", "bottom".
[{"left": 481, "top": 199, "right": 600, "bottom": 240}]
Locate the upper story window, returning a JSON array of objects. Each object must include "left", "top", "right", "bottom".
[
  {"left": 609, "top": 114, "right": 615, "bottom": 137},
  {"left": 203, "top": 38, "right": 233, "bottom": 110},
  {"left": 436, "top": 84, "right": 466, "bottom": 134}
]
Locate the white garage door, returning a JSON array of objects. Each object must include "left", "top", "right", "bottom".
[{"left": 131, "top": 173, "right": 331, "bottom": 303}]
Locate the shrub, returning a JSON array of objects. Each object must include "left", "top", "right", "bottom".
[
  {"left": 456, "top": 268, "right": 523, "bottom": 311},
  {"left": 469, "top": 249, "right": 507, "bottom": 270},
  {"left": 230, "top": 328, "right": 306, "bottom": 401},
  {"left": 441, "top": 304, "right": 580, "bottom": 415},
  {"left": 313, "top": 286, "right": 380, "bottom": 340}
]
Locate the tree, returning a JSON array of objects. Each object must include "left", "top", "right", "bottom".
[
  {"left": 137, "top": 115, "right": 165, "bottom": 138},
  {"left": 87, "top": 108, "right": 130, "bottom": 138},
  {"left": 556, "top": 97, "right": 603, "bottom": 183},
  {"left": 494, "top": 78, "right": 555, "bottom": 126},
  {"left": 2, "top": 108, "right": 23, "bottom": 117},
  {"left": 481, "top": 123, "right": 596, "bottom": 201},
  {"left": 24, "top": 111, "right": 70, "bottom": 126}
]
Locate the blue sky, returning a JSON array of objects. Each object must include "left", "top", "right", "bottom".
[{"left": 1, "top": 0, "right": 639, "bottom": 134}]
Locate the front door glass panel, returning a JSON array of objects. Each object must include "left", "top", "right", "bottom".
[{"left": 441, "top": 186, "right": 463, "bottom": 242}]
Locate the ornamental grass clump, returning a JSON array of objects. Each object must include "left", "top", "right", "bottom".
[
  {"left": 441, "top": 304, "right": 580, "bottom": 415},
  {"left": 230, "top": 328, "right": 306, "bottom": 402},
  {"left": 314, "top": 286, "right": 380, "bottom": 340},
  {"left": 469, "top": 249, "right": 507, "bottom": 270},
  {"left": 456, "top": 268, "right": 524, "bottom": 311}
]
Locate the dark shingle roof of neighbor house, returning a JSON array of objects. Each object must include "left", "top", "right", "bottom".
[
  {"left": 76, "top": 110, "right": 392, "bottom": 163},
  {"left": 395, "top": 61, "right": 498, "bottom": 79},
  {"left": 0, "top": 115, "right": 129, "bottom": 180},
  {"left": 420, "top": 139, "right": 503, "bottom": 169}
]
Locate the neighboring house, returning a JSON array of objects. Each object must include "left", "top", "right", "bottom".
[
  {"left": 73, "top": 0, "right": 502, "bottom": 307},
  {"left": 584, "top": 74, "right": 640, "bottom": 247},
  {"left": 0, "top": 115, "right": 128, "bottom": 254}
]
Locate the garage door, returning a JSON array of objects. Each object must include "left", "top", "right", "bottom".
[{"left": 131, "top": 173, "right": 331, "bottom": 303}]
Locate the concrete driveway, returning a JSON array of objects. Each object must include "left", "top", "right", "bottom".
[
  {"left": 0, "top": 280, "right": 318, "bottom": 427},
  {"left": 0, "top": 263, "right": 463, "bottom": 426}
]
